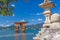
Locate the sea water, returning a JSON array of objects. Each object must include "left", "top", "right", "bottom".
[{"left": 0, "top": 29, "right": 39, "bottom": 40}]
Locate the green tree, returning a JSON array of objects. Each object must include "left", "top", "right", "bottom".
[{"left": 0, "top": 0, "right": 17, "bottom": 16}]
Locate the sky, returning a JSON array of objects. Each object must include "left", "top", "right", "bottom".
[{"left": 0, "top": 0, "right": 60, "bottom": 26}]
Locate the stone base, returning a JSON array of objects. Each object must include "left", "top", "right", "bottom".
[{"left": 33, "top": 37, "right": 40, "bottom": 40}]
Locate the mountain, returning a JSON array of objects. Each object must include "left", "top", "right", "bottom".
[
  {"left": 26, "top": 23, "right": 43, "bottom": 30},
  {"left": 0, "top": 23, "right": 44, "bottom": 30}
]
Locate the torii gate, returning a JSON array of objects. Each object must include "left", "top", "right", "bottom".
[{"left": 14, "top": 22, "right": 27, "bottom": 33}]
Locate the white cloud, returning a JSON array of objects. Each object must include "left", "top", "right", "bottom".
[
  {"left": 5, "top": 25, "right": 10, "bottom": 27},
  {"left": 11, "top": 4, "right": 15, "bottom": 7},
  {"left": 30, "top": 19, "right": 35, "bottom": 22},
  {"left": 13, "top": 14, "right": 15, "bottom": 16},
  {"left": 0, "top": 23, "right": 14, "bottom": 27},
  {"left": 0, "top": 24, "right": 4, "bottom": 27},
  {"left": 36, "top": 13, "right": 41, "bottom": 15},
  {"left": 20, "top": 19, "right": 25, "bottom": 22},
  {"left": 54, "top": 13, "right": 58, "bottom": 14},
  {"left": 37, "top": 18, "right": 42, "bottom": 21},
  {"left": 0, "top": 24, "right": 10, "bottom": 27},
  {"left": 30, "top": 13, "right": 41, "bottom": 16}
]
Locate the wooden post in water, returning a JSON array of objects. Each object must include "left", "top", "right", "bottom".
[
  {"left": 20, "top": 22, "right": 27, "bottom": 33},
  {"left": 14, "top": 22, "right": 20, "bottom": 33}
]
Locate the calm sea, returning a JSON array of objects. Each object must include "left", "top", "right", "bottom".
[{"left": 0, "top": 29, "right": 39, "bottom": 40}]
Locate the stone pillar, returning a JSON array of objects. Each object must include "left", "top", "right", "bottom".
[
  {"left": 43, "top": 10, "right": 52, "bottom": 28},
  {"left": 43, "top": 10, "right": 52, "bottom": 24},
  {"left": 33, "top": 0, "right": 55, "bottom": 40}
]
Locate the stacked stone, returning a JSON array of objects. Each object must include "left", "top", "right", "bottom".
[{"left": 33, "top": 0, "right": 60, "bottom": 40}]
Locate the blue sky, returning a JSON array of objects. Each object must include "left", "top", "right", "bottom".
[{"left": 0, "top": 0, "right": 60, "bottom": 26}]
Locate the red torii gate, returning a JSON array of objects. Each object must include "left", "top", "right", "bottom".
[{"left": 14, "top": 22, "right": 27, "bottom": 33}]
